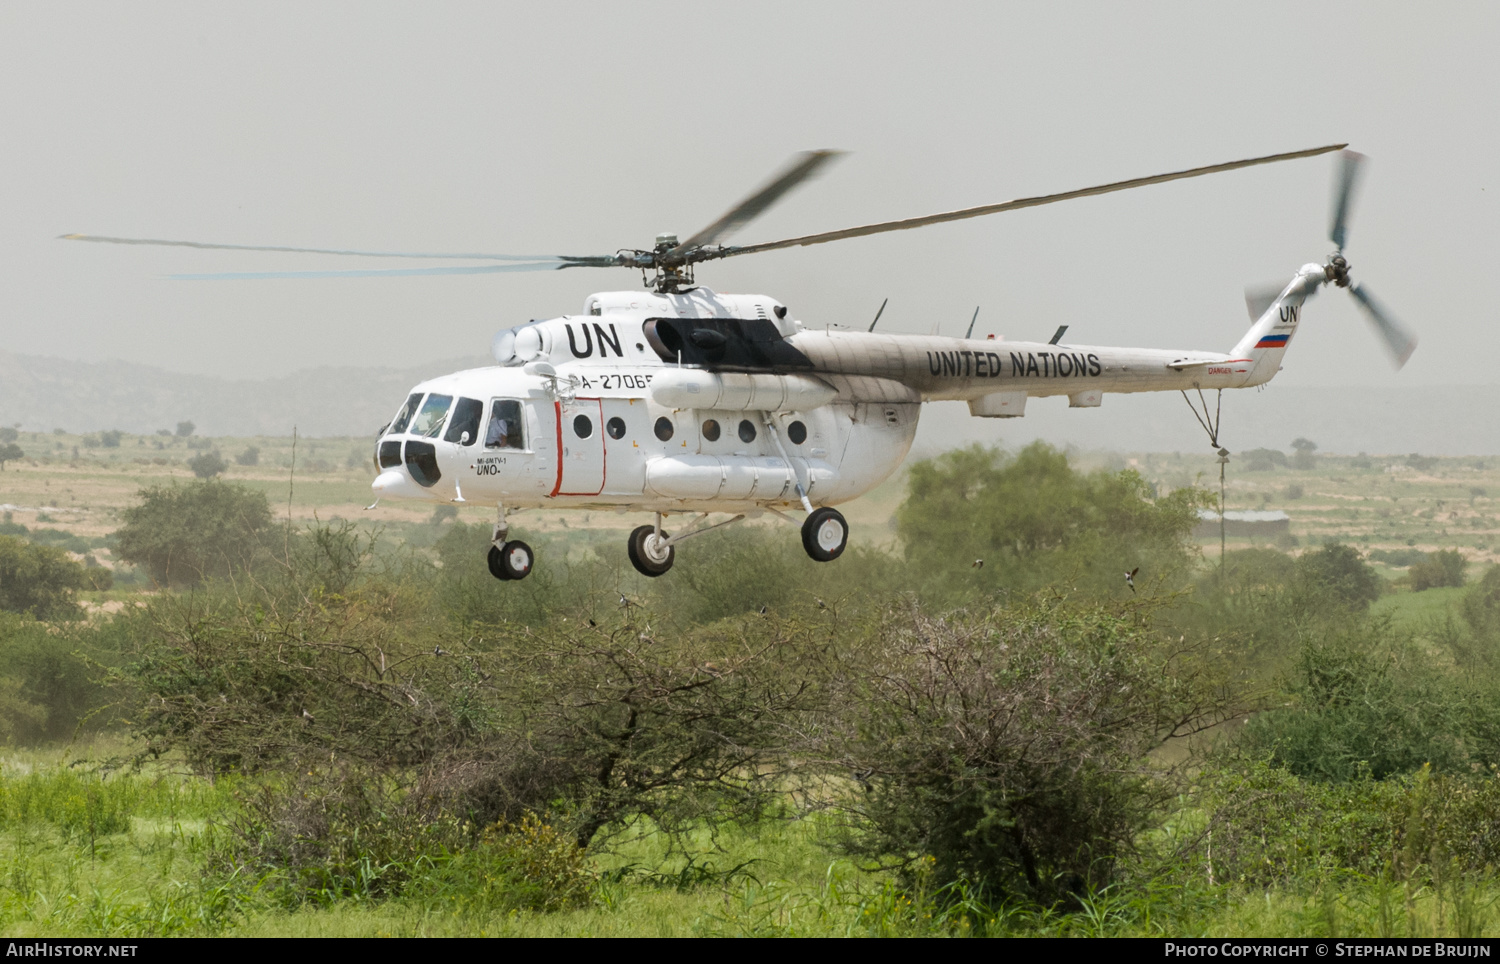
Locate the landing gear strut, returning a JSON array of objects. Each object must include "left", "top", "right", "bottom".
[{"left": 487, "top": 504, "right": 534, "bottom": 581}]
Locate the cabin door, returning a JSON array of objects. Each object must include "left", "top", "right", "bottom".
[{"left": 557, "top": 397, "right": 606, "bottom": 496}]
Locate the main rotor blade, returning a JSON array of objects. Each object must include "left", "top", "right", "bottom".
[
  {"left": 1349, "top": 283, "right": 1417, "bottom": 369},
  {"left": 1329, "top": 150, "right": 1366, "bottom": 251},
  {"left": 670, "top": 150, "right": 842, "bottom": 254},
  {"left": 60, "top": 234, "right": 571, "bottom": 262},
  {"left": 169, "top": 260, "right": 615, "bottom": 280},
  {"left": 719, "top": 144, "right": 1347, "bottom": 258}
]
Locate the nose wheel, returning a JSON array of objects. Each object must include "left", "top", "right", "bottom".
[
  {"left": 488, "top": 540, "right": 534, "bottom": 581},
  {"left": 801, "top": 507, "right": 849, "bottom": 562}
]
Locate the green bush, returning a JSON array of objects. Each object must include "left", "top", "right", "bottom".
[
  {"left": 820, "top": 598, "right": 1229, "bottom": 900},
  {"left": 113, "top": 480, "right": 274, "bottom": 586},
  {"left": 646, "top": 524, "right": 898, "bottom": 624},
  {"left": 1295, "top": 543, "right": 1383, "bottom": 611},
  {"left": 1237, "top": 625, "right": 1493, "bottom": 781},
  {"left": 896, "top": 442, "right": 1208, "bottom": 602},
  {"left": 215, "top": 765, "right": 467, "bottom": 905},
  {"left": 0, "top": 534, "right": 90, "bottom": 618},
  {"left": 1242, "top": 448, "right": 1288, "bottom": 471},
  {"left": 407, "top": 813, "right": 594, "bottom": 914},
  {"left": 1411, "top": 549, "right": 1468, "bottom": 591},
  {"left": 187, "top": 449, "right": 229, "bottom": 479},
  {"left": 0, "top": 611, "right": 129, "bottom": 743},
  {"left": 1191, "top": 761, "right": 1500, "bottom": 886},
  {"left": 1369, "top": 547, "right": 1429, "bottom": 568},
  {"left": 1462, "top": 565, "right": 1500, "bottom": 642}
]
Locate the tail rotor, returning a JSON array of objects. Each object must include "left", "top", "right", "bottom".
[{"left": 1321, "top": 150, "right": 1417, "bottom": 368}]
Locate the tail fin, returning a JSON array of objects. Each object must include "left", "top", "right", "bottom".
[{"left": 1231, "top": 264, "right": 1326, "bottom": 385}]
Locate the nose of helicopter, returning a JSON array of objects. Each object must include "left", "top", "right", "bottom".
[{"left": 372, "top": 469, "right": 425, "bottom": 500}]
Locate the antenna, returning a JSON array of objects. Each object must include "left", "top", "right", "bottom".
[
  {"left": 868, "top": 297, "right": 888, "bottom": 332},
  {"left": 965, "top": 307, "right": 980, "bottom": 339},
  {"left": 1048, "top": 325, "right": 1069, "bottom": 345}
]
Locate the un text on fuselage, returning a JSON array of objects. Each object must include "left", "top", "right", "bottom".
[{"left": 925, "top": 348, "right": 1103, "bottom": 379}]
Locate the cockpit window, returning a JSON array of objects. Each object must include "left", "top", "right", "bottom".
[
  {"left": 444, "top": 397, "right": 483, "bottom": 447},
  {"left": 410, "top": 394, "right": 453, "bottom": 438},
  {"left": 485, "top": 399, "right": 524, "bottom": 450},
  {"left": 388, "top": 393, "right": 422, "bottom": 435}
]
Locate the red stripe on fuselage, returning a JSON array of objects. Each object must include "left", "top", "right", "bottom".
[{"left": 550, "top": 401, "right": 562, "bottom": 497}]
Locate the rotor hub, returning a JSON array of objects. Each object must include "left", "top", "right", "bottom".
[{"left": 1325, "top": 253, "right": 1352, "bottom": 288}]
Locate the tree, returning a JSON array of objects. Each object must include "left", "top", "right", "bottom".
[
  {"left": 1411, "top": 549, "right": 1468, "bottom": 591},
  {"left": 815, "top": 599, "right": 1229, "bottom": 899},
  {"left": 1460, "top": 565, "right": 1500, "bottom": 646},
  {"left": 235, "top": 446, "right": 260, "bottom": 466},
  {"left": 113, "top": 480, "right": 275, "bottom": 586},
  {"left": 0, "top": 443, "right": 22, "bottom": 470},
  {"left": 1295, "top": 543, "right": 1383, "bottom": 611},
  {"left": 125, "top": 553, "right": 823, "bottom": 851},
  {"left": 187, "top": 449, "right": 229, "bottom": 479},
  {"left": 1290, "top": 437, "right": 1318, "bottom": 470},
  {"left": 896, "top": 442, "right": 1208, "bottom": 599},
  {"left": 175, "top": 420, "right": 196, "bottom": 438},
  {"left": 0, "top": 427, "right": 17, "bottom": 443},
  {"left": 0, "top": 535, "right": 90, "bottom": 618},
  {"left": 1242, "top": 448, "right": 1288, "bottom": 472}
]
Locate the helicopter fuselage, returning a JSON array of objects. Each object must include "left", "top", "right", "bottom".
[{"left": 370, "top": 277, "right": 1307, "bottom": 515}]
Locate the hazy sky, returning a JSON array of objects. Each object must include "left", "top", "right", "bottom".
[{"left": 3, "top": 2, "right": 1496, "bottom": 390}]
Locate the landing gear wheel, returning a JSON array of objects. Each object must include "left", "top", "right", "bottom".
[
  {"left": 627, "top": 525, "right": 674, "bottom": 577},
  {"left": 487, "top": 540, "right": 534, "bottom": 581},
  {"left": 801, "top": 507, "right": 849, "bottom": 562}
]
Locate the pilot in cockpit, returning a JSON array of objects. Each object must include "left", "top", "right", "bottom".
[{"left": 485, "top": 400, "right": 523, "bottom": 449}]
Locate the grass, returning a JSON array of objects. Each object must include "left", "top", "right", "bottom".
[
  {"left": 1371, "top": 584, "right": 1470, "bottom": 632},
  {"left": 2, "top": 744, "right": 1500, "bottom": 937}
]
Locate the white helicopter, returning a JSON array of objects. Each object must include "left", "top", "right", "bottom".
[{"left": 64, "top": 145, "right": 1414, "bottom": 581}]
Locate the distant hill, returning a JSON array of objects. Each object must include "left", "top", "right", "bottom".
[
  {"left": 0, "top": 350, "right": 488, "bottom": 438},
  {"left": 915, "top": 383, "right": 1500, "bottom": 457},
  {"left": 0, "top": 350, "right": 1493, "bottom": 455}
]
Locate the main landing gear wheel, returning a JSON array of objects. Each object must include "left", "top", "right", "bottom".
[
  {"left": 627, "top": 525, "right": 674, "bottom": 577},
  {"left": 801, "top": 507, "right": 849, "bottom": 562},
  {"left": 487, "top": 540, "right": 534, "bottom": 581}
]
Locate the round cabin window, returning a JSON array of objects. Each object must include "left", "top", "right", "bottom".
[
  {"left": 573, "top": 414, "right": 593, "bottom": 439},
  {"left": 701, "top": 419, "right": 721, "bottom": 442},
  {"left": 738, "top": 419, "right": 757, "bottom": 444},
  {"left": 787, "top": 420, "right": 808, "bottom": 445},
  {"left": 606, "top": 416, "right": 626, "bottom": 440},
  {"left": 654, "top": 416, "right": 675, "bottom": 442}
]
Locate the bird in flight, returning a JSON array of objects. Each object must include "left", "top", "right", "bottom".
[
  {"left": 1124, "top": 567, "right": 1139, "bottom": 592},
  {"left": 972, "top": 559, "right": 984, "bottom": 569}
]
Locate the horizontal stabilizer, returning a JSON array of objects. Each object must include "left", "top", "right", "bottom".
[{"left": 1166, "top": 356, "right": 1246, "bottom": 371}]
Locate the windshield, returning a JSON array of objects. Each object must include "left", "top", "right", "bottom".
[
  {"left": 410, "top": 394, "right": 453, "bottom": 438},
  {"left": 388, "top": 393, "right": 422, "bottom": 435},
  {"left": 444, "top": 397, "right": 483, "bottom": 446}
]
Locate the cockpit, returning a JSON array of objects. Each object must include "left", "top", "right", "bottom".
[{"left": 376, "top": 391, "right": 527, "bottom": 488}]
